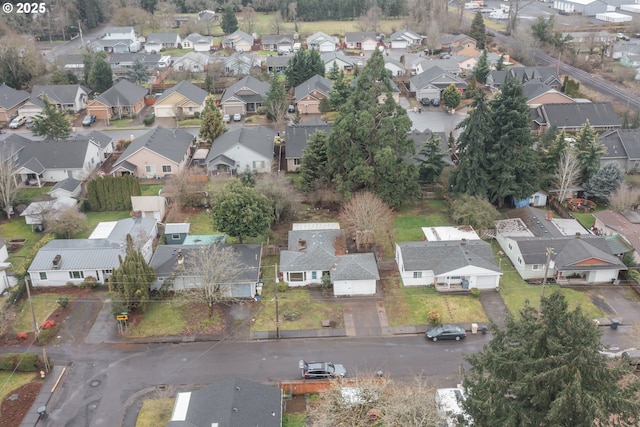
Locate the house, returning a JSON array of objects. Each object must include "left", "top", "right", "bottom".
[
  {"left": 384, "top": 57, "right": 406, "bottom": 77},
  {"left": 593, "top": 209, "right": 640, "bottom": 263},
  {"left": 61, "top": 54, "right": 85, "bottom": 76},
  {"left": 166, "top": 378, "right": 281, "bottom": 427},
  {"left": 0, "top": 83, "right": 30, "bottom": 122},
  {"left": 109, "top": 53, "right": 168, "bottom": 79},
  {"left": 75, "top": 130, "right": 115, "bottom": 159},
  {"left": 440, "top": 34, "right": 480, "bottom": 57},
  {"left": 145, "top": 32, "right": 182, "bottom": 53},
  {"left": 48, "top": 178, "right": 82, "bottom": 199},
  {"left": 182, "top": 33, "right": 213, "bottom": 52},
  {"left": 197, "top": 9, "right": 217, "bottom": 22},
  {"left": 410, "top": 66, "right": 467, "bottom": 101},
  {"left": 321, "top": 51, "right": 358, "bottom": 75},
  {"left": 389, "top": 29, "right": 424, "bottom": 49},
  {"left": 86, "top": 80, "right": 147, "bottom": 121},
  {"left": 28, "top": 216, "right": 158, "bottom": 286},
  {"left": 407, "top": 129, "right": 454, "bottom": 168},
  {"left": 93, "top": 26, "right": 141, "bottom": 53},
  {"left": 261, "top": 34, "right": 295, "bottom": 53},
  {"left": 412, "top": 58, "right": 462, "bottom": 76},
  {"left": 599, "top": 128, "right": 640, "bottom": 172},
  {"left": 131, "top": 196, "right": 167, "bottom": 221},
  {"left": 165, "top": 223, "right": 190, "bottom": 245},
  {"left": 495, "top": 206, "right": 626, "bottom": 283},
  {"left": 172, "top": 51, "right": 210, "bottom": 73},
  {"left": 307, "top": 31, "right": 339, "bottom": 52},
  {"left": 154, "top": 81, "right": 208, "bottom": 118},
  {"left": 150, "top": 243, "right": 261, "bottom": 296},
  {"left": 620, "top": 53, "right": 640, "bottom": 68},
  {"left": 102, "top": 26, "right": 137, "bottom": 42},
  {"left": 279, "top": 223, "right": 380, "bottom": 296},
  {"left": 294, "top": 75, "right": 333, "bottom": 115},
  {"left": 457, "top": 55, "right": 477, "bottom": 74},
  {"left": 344, "top": 32, "right": 378, "bottom": 50},
  {"left": 395, "top": 239, "right": 501, "bottom": 290},
  {"left": 285, "top": 117, "right": 332, "bottom": 172},
  {"left": 532, "top": 102, "right": 621, "bottom": 133},
  {"left": 266, "top": 55, "right": 289, "bottom": 74},
  {"left": 19, "top": 84, "right": 90, "bottom": 116},
  {"left": 486, "top": 70, "right": 508, "bottom": 90},
  {"left": 111, "top": 126, "right": 195, "bottom": 178},
  {"left": 220, "top": 52, "right": 261, "bottom": 75},
  {"left": 220, "top": 75, "right": 269, "bottom": 116},
  {"left": 0, "top": 239, "right": 11, "bottom": 293},
  {"left": 510, "top": 66, "right": 562, "bottom": 89},
  {"left": 523, "top": 81, "right": 575, "bottom": 108},
  {"left": 12, "top": 137, "right": 103, "bottom": 186},
  {"left": 206, "top": 126, "right": 275, "bottom": 174},
  {"left": 221, "top": 30, "right": 254, "bottom": 53},
  {"left": 21, "top": 196, "right": 78, "bottom": 230}
]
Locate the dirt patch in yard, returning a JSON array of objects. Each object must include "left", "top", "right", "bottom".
[{"left": 1, "top": 379, "right": 44, "bottom": 427}]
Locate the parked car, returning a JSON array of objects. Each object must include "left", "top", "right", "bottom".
[
  {"left": 288, "top": 104, "right": 296, "bottom": 113},
  {"left": 82, "top": 114, "right": 96, "bottom": 126},
  {"left": 440, "top": 53, "right": 452, "bottom": 59},
  {"left": 426, "top": 324, "right": 466, "bottom": 341},
  {"left": 420, "top": 98, "right": 430, "bottom": 106},
  {"left": 233, "top": 113, "right": 242, "bottom": 122},
  {"left": 25, "top": 118, "right": 35, "bottom": 129},
  {"left": 431, "top": 98, "right": 440, "bottom": 107},
  {"left": 222, "top": 114, "right": 230, "bottom": 123},
  {"left": 617, "top": 33, "right": 630, "bottom": 41},
  {"left": 299, "top": 360, "right": 346, "bottom": 379},
  {"left": 9, "top": 115, "right": 27, "bottom": 129}
]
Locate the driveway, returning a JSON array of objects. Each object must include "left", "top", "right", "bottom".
[
  {"left": 407, "top": 107, "right": 466, "bottom": 134},
  {"left": 589, "top": 285, "right": 640, "bottom": 324}
]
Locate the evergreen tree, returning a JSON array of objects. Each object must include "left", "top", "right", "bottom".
[
  {"left": 264, "top": 74, "right": 288, "bottom": 123},
  {"left": 441, "top": 83, "right": 461, "bottom": 111},
  {"left": 212, "top": 179, "right": 273, "bottom": 243},
  {"left": 496, "top": 54, "right": 505, "bottom": 71},
  {"left": 204, "top": 72, "right": 214, "bottom": 93},
  {"left": 298, "top": 130, "right": 330, "bottom": 191},
  {"left": 488, "top": 77, "right": 537, "bottom": 207},
  {"left": 415, "top": 132, "right": 446, "bottom": 183},
  {"left": 109, "top": 235, "right": 155, "bottom": 313},
  {"left": 473, "top": 50, "right": 490, "bottom": 84},
  {"left": 585, "top": 163, "right": 625, "bottom": 202},
  {"left": 576, "top": 120, "right": 605, "bottom": 183},
  {"left": 128, "top": 60, "right": 148, "bottom": 85},
  {"left": 31, "top": 95, "right": 72, "bottom": 141},
  {"left": 329, "top": 69, "right": 352, "bottom": 111},
  {"left": 82, "top": 53, "right": 94, "bottom": 86},
  {"left": 326, "top": 50, "right": 420, "bottom": 208},
  {"left": 469, "top": 12, "right": 487, "bottom": 49},
  {"left": 466, "top": 75, "right": 476, "bottom": 99},
  {"left": 49, "top": 71, "right": 79, "bottom": 85},
  {"left": 537, "top": 129, "right": 568, "bottom": 190},
  {"left": 199, "top": 95, "right": 225, "bottom": 145},
  {"left": 285, "top": 49, "right": 325, "bottom": 87},
  {"left": 328, "top": 61, "right": 341, "bottom": 81},
  {"left": 451, "top": 90, "right": 492, "bottom": 197},
  {"left": 622, "top": 110, "right": 630, "bottom": 129},
  {"left": 632, "top": 111, "right": 640, "bottom": 128},
  {"left": 221, "top": 6, "right": 238, "bottom": 34},
  {"left": 463, "top": 292, "right": 640, "bottom": 426},
  {"left": 88, "top": 51, "right": 113, "bottom": 93}
]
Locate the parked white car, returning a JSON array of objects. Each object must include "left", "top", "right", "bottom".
[
  {"left": 9, "top": 115, "right": 27, "bottom": 129},
  {"left": 222, "top": 114, "right": 230, "bottom": 123}
]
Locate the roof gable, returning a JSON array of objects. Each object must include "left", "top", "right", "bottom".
[
  {"left": 156, "top": 81, "right": 207, "bottom": 105},
  {"left": 294, "top": 75, "right": 333, "bottom": 102},
  {"left": 285, "top": 118, "right": 332, "bottom": 159},
  {"left": 95, "top": 80, "right": 147, "bottom": 107},
  {"left": 114, "top": 126, "right": 194, "bottom": 166},
  {"left": 206, "top": 126, "right": 275, "bottom": 163},
  {"left": 397, "top": 240, "right": 500, "bottom": 274},
  {"left": 0, "top": 83, "right": 30, "bottom": 109}
]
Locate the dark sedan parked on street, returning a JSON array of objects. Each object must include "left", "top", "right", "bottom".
[{"left": 426, "top": 325, "right": 466, "bottom": 342}]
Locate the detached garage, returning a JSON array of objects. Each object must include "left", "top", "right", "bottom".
[{"left": 331, "top": 253, "right": 379, "bottom": 296}]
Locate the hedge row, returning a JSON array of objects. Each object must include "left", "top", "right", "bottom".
[{"left": 0, "top": 353, "right": 48, "bottom": 372}]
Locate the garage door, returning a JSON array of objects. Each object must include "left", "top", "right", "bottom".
[
  {"left": 417, "top": 89, "right": 439, "bottom": 100},
  {"left": 154, "top": 105, "right": 175, "bottom": 118},
  {"left": 223, "top": 105, "right": 243, "bottom": 115},
  {"left": 475, "top": 275, "right": 497, "bottom": 289}
]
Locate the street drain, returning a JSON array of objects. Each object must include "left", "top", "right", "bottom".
[{"left": 90, "top": 380, "right": 100, "bottom": 387}]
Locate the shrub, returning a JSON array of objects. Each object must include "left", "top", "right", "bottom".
[
  {"left": 628, "top": 269, "right": 640, "bottom": 283},
  {"left": 427, "top": 310, "right": 441, "bottom": 325},
  {"left": 256, "top": 106, "right": 267, "bottom": 115},
  {"left": 0, "top": 353, "right": 45, "bottom": 372},
  {"left": 193, "top": 111, "right": 200, "bottom": 119},
  {"left": 143, "top": 113, "right": 155, "bottom": 126},
  {"left": 470, "top": 288, "right": 480, "bottom": 299},
  {"left": 283, "top": 312, "right": 299, "bottom": 321},
  {"left": 83, "top": 276, "right": 98, "bottom": 289},
  {"left": 57, "top": 297, "right": 69, "bottom": 308}
]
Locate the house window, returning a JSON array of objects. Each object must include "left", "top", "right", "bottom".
[
  {"left": 172, "top": 234, "right": 180, "bottom": 240},
  {"left": 146, "top": 165, "right": 156, "bottom": 173},
  {"left": 288, "top": 272, "right": 305, "bottom": 281},
  {"left": 517, "top": 257, "right": 522, "bottom": 265},
  {"left": 69, "top": 271, "right": 84, "bottom": 279},
  {"left": 508, "top": 243, "right": 512, "bottom": 250},
  {"left": 162, "top": 165, "right": 172, "bottom": 173},
  {"left": 294, "top": 158, "right": 301, "bottom": 166},
  {"left": 413, "top": 272, "right": 422, "bottom": 279},
  {"left": 532, "top": 264, "right": 541, "bottom": 270},
  {"left": 635, "top": 161, "right": 640, "bottom": 169},
  {"left": 39, "top": 272, "right": 47, "bottom": 280},
  {"left": 312, "top": 271, "right": 317, "bottom": 280},
  {"left": 253, "top": 160, "right": 266, "bottom": 170}
]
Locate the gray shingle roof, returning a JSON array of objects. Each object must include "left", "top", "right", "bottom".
[
  {"left": 184, "top": 33, "right": 213, "bottom": 44},
  {"left": 345, "top": 32, "right": 376, "bottom": 43},
  {"left": 266, "top": 55, "right": 290, "bottom": 68},
  {"left": 206, "top": 126, "right": 275, "bottom": 166},
  {"left": 407, "top": 129, "right": 454, "bottom": 166},
  {"left": 28, "top": 239, "right": 125, "bottom": 271},
  {"left": 114, "top": 126, "right": 194, "bottom": 167},
  {"left": 220, "top": 75, "right": 269, "bottom": 104},
  {"left": 83, "top": 130, "right": 113, "bottom": 149},
  {"left": 150, "top": 244, "right": 261, "bottom": 280},
  {"left": 109, "top": 52, "right": 162, "bottom": 66},
  {"left": 0, "top": 83, "right": 29, "bottom": 109},
  {"left": 280, "top": 229, "right": 341, "bottom": 272},
  {"left": 106, "top": 217, "right": 157, "bottom": 247},
  {"left": 222, "top": 30, "right": 253, "bottom": 45},
  {"left": 166, "top": 378, "right": 281, "bottom": 427},
  {"left": 411, "top": 66, "right": 467, "bottom": 90},
  {"left": 15, "top": 138, "right": 98, "bottom": 171},
  {"left": 294, "top": 75, "right": 333, "bottom": 103},
  {"left": 157, "top": 80, "right": 208, "bottom": 106},
  {"left": 331, "top": 253, "right": 379, "bottom": 280},
  {"left": 605, "top": 234, "right": 634, "bottom": 255},
  {"left": 147, "top": 32, "right": 180, "bottom": 44},
  {"left": 285, "top": 118, "right": 331, "bottom": 159},
  {"left": 95, "top": 80, "right": 148, "bottom": 107},
  {"left": 505, "top": 206, "right": 566, "bottom": 238},
  {"left": 49, "top": 177, "right": 81, "bottom": 193},
  {"left": 321, "top": 51, "right": 355, "bottom": 65},
  {"left": 396, "top": 240, "right": 500, "bottom": 275},
  {"left": 165, "top": 223, "right": 190, "bottom": 234},
  {"left": 30, "top": 84, "right": 89, "bottom": 106},
  {"left": 600, "top": 129, "right": 640, "bottom": 160},
  {"left": 523, "top": 81, "right": 554, "bottom": 102},
  {"left": 261, "top": 34, "right": 294, "bottom": 45},
  {"left": 539, "top": 102, "right": 621, "bottom": 129}
]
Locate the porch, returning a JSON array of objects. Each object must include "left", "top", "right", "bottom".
[{"left": 435, "top": 283, "right": 472, "bottom": 294}]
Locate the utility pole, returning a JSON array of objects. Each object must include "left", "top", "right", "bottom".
[
  {"left": 25, "top": 278, "right": 40, "bottom": 342},
  {"left": 274, "top": 264, "right": 280, "bottom": 339},
  {"left": 78, "top": 20, "right": 85, "bottom": 51},
  {"left": 538, "top": 247, "right": 554, "bottom": 320}
]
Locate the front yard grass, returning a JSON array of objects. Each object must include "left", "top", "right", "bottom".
[
  {"left": 0, "top": 372, "right": 36, "bottom": 404},
  {"left": 135, "top": 397, "right": 174, "bottom": 427},
  {"left": 14, "top": 293, "right": 73, "bottom": 332},
  {"left": 127, "top": 301, "right": 186, "bottom": 337},
  {"left": 252, "top": 256, "right": 344, "bottom": 331},
  {"left": 108, "top": 118, "right": 135, "bottom": 127}
]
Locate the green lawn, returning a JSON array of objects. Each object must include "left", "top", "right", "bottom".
[
  {"left": 287, "top": 173, "right": 303, "bottom": 191},
  {"left": 136, "top": 397, "right": 174, "bottom": 427},
  {"left": 74, "top": 211, "right": 131, "bottom": 238},
  {"left": 385, "top": 276, "right": 488, "bottom": 326},
  {"left": 141, "top": 184, "right": 163, "bottom": 196},
  {"left": 178, "top": 119, "right": 201, "bottom": 127},
  {"left": 0, "top": 372, "right": 36, "bottom": 405},
  {"left": 393, "top": 202, "right": 450, "bottom": 242},
  {"left": 108, "top": 118, "right": 135, "bottom": 127},
  {"left": 127, "top": 301, "right": 186, "bottom": 337},
  {"left": 0, "top": 217, "right": 45, "bottom": 264},
  {"left": 14, "top": 293, "right": 73, "bottom": 332},
  {"left": 252, "top": 256, "right": 344, "bottom": 331},
  {"left": 15, "top": 185, "right": 54, "bottom": 202},
  {"left": 283, "top": 413, "right": 307, "bottom": 427},
  {"left": 572, "top": 211, "right": 596, "bottom": 230}
]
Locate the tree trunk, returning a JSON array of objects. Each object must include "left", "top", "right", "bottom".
[{"left": 208, "top": 300, "right": 214, "bottom": 319}]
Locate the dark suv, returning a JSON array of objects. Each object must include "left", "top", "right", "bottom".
[
  {"left": 420, "top": 98, "right": 430, "bottom": 106},
  {"left": 299, "top": 360, "right": 346, "bottom": 379}
]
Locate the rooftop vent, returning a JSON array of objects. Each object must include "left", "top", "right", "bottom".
[
  {"left": 52, "top": 254, "right": 62, "bottom": 269},
  {"left": 298, "top": 239, "right": 307, "bottom": 251},
  {"left": 177, "top": 250, "right": 184, "bottom": 264}
]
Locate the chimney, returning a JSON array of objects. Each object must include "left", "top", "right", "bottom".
[
  {"left": 461, "top": 238, "right": 467, "bottom": 246},
  {"left": 52, "top": 254, "right": 62, "bottom": 269},
  {"left": 177, "top": 250, "right": 184, "bottom": 264},
  {"left": 547, "top": 210, "right": 553, "bottom": 221},
  {"left": 298, "top": 239, "right": 307, "bottom": 250},
  {"left": 575, "top": 232, "right": 581, "bottom": 239}
]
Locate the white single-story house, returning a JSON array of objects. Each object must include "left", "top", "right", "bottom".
[{"left": 0, "top": 239, "right": 12, "bottom": 293}]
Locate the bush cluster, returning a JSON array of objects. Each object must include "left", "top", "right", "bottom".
[
  {"left": 0, "top": 353, "right": 48, "bottom": 372},
  {"left": 143, "top": 113, "right": 155, "bottom": 126}
]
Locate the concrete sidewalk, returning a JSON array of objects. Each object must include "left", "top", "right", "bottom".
[{"left": 19, "top": 365, "right": 66, "bottom": 427}]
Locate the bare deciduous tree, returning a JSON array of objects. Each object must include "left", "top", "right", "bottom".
[
  {"left": 307, "top": 374, "right": 441, "bottom": 427},
  {"left": 339, "top": 192, "right": 394, "bottom": 252},
  {"left": 241, "top": 6, "right": 257, "bottom": 34},
  {"left": 609, "top": 184, "right": 640, "bottom": 212},
  {"left": 162, "top": 167, "right": 208, "bottom": 208},
  {"left": 357, "top": 6, "right": 384, "bottom": 33},
  {"left": 0, "top": 147, "right": 18, "bottom": 218},
  {"left": 255, "top": 173, "right": 297, "bottom": 224},
  {"left": 270, "top": 12, "right": 284, "bottom": 34},
  {"left": 554, "top": 149, "right": 581, "bottom": 202},
  {"left": 182, "top": 244, "right": 250, "bottom": 318},
  {"left": 49, "top": 206, "right": 88, "bottom": 238}
]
